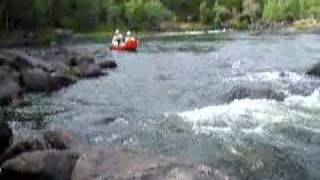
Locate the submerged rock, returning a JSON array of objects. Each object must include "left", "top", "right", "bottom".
[
  {"left": 224, "top": 86, "right": 286, "bottom": 102},
  {"left": 307, "top": 62, "right": 320, "bottom": 77}
]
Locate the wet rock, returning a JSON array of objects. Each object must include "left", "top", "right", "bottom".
[
  {"left": 74, "top": 63, "right": 105, "bottom": 78},
  {"left": 50, "top": 71, "right": 78, "bottom": 90},
  {"left": 98, "top": 60, "right": 117, "bottom": 69},
  {"left": 42, "top": 129, "right": 86, "bottom": 150},
  {"left": 0, "top": 121, "right": 12, "bottom": 155},
  {"left": 0, "top": 66, "right": 22, "bottom": 106},
  {"left": 71, "top": 146, "right": 233, "bottom": 180},
  {"left": 21, "top": 68, "right": 51, "bottom": 92},
  {"left": 0, "top": 50, "right": 53, "bottom": 72},
  {"left": 94, "top": 117, "right": 117, "bottom": 125},
  {"left": 307, "top": 62, "right": 320, "bottom": 77},
  {"left": 68, "top": 56, "right": 95, "bottom": 67},
  {"left": 224, "top": 86, "right": 286, "bottom": 102},
  {"left": 0, "top": 150, "right": 80, "bottom": 180},
  {"left": 0, "top": 137, "right": 47, "bottom": 164},
  {"left": 68, "top": 56, "right": 105, "bottom": 78},
  {"left": 0, "top": 129, "right": 85, "bottom": 164}
]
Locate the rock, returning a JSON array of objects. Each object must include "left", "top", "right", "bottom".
[
  {"left": 71, "top": 146, "right": 233, "bottom": 180},
  {"left": 0, "top": 66, "right": 22, "bottom": 106},
  {"left": 224, "top": 86, "right": 286, "bottom": 102},
  {"left": 0, "top": 150, "right": 80, "bottom": 180},
  {"left": 67, "top": 56, "right": 105, "bottom": 78},
  {"left": 68, "top": 56, "right": 95, "bottom": 67},
  {"left": 0, "top": 121, "right": 12, "bottom": 155},
  {"left": 0, "top": 137, "right": 47, "bottom": 165},
  {"left": 98, "top": 60, "right": 117, "bottom": 69},
  {"left": 42, "top": 129, "right": 86, "bottom": 150},
  {"left": 0, "top": 129, "right": 85, "bottom": 164},
  {"left": 93, "top": 117, "right": 117, "bottom": 126},
  {"left": 50, "top": 71, "right": 78, "bottom": 90},
  {"left": 74, "top": 63, "right": 105, "bottom": 78},
  {"left": 21, "top": 68, "right": 51, "bottom": 92},
  {"left": 0, "top": 50, "right": 53, "bottom": 72},
  {"left": 307, "top": 62, "right": 320, "bottom": 77}
]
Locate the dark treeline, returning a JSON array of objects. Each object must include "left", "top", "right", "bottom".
[{"left": 1, "top": 0, "right": 320, "bottom": 32}]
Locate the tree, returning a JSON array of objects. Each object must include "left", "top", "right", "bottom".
[{"left": 242, "top": 0, "right": 260, "bottom": 23}]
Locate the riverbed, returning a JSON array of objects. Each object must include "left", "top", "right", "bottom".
[{"left": 5, "top": 33, "right": 320, "bottom": 179}]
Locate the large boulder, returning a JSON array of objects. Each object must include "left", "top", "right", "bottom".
[
  {"left": 0, "top": 121, "right": 12, "bottom": 155},
  {"left": 71, "top": 146, "right": 233, "bottom": 180},
  {"left": 0, "top": 65, "right": 22, "bottom": 106},
  {"left": 68, "top": 56, "right": 105, "bottom": 78},
  {"left": 0, "top": 50, "right": 53, "bottom": 72},
  {"left": 307, "top": 62, "right": 320, "bottom": 77},
  {"left": 21, "top": 68, "right": 52, "bottom": 92},
  {"left": 0, "top": 129, "right": 85, "bottom": 164},
  {"left": 74, "top": 63, "right": 105, "bottom": 78},
  {"left": 0, "top": 145, "right": 234, "bottom": 180},
  {"left": 0, "top": 150, "right": 80, "bottom": 180}
]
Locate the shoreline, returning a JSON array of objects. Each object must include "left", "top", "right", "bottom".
[{"left": 1, "top": 23, "right": 320, "bottom": 48}]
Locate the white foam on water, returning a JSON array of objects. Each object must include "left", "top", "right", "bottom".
[
  {"left": 285, "top": 89, "right": 320, "bottom": 109},
  {"left": 166, "top": 89, "right": 320, "bottom": 135}
]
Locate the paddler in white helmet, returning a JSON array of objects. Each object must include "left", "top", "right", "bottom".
[
  {"left": 112, "top": 29, "right": 123, "bottom": 47},
  {"left": 125, "top": 31, "right": 132, "bottom": 43}
]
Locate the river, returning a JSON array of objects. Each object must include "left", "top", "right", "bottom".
[{"left": 5, "top": 33, "right": 320, "bottom": 179}]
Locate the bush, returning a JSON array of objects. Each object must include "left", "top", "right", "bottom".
[{"left": 125, "top": 0, "right": 171, "bottom": 30}]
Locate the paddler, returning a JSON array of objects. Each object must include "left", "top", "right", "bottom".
[
  {"left": 112, "top": 29, "right": 123, "bottom": 47},
  {"left": 125, "top": 31, "right": 132, "bottom": 43}
]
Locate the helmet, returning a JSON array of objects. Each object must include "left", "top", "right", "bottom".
[
  {"left": 126, "top": 31, "right": 131, "bottom": 36},
  {"left": 115, "top": 29, "right": 120, "bottom": 34}
]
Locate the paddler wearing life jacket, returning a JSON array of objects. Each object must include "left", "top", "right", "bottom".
[
  {"left": 112, "top": 29, "right": 123, "bottom": 47},
  {"left": 125, "top": 31, "right": 132, "bottom": 43}
]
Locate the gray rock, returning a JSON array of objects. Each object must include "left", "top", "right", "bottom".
[
  {"left": 0, "top": 66, "right": 22, "bottom": 106},
  {"left": 224, "top": 86, "right": 286, "bottom": 102},
  {"left": 307, "top": 62, "right": 320, "bottom": 77},
  {"left": 99, "top": 60, "right": 117, "bottom": 69},
  {"left": 71, "top": 146, "right": 233, "bottom": 180},
  {"left": 21, "top": 68, "right": 51, "bottom": 92},
  {"left": 0, "top": 121, "right": 12, "bottom": 155},
  {"left": 74, "top": 63, "right": 105, "bottom": 78},
  {"left": 0, "top": 129, "right": 85, "bottom": 164},
  {"left": 0, "top": 137, "right": 47, "bottom": 165},
  {"left": 42, "top": 129, "right": 86, "bottom": 150},
  {"left": 1, "top": 150, "right": 80, "bottom": 180}
]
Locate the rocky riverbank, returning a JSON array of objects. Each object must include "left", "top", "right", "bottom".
[
  {"left": 0, "top": 124, "right": 235, "bottom": 180},
  {"left": 0, "top": 48, "right": 117, "bottom": 106}
]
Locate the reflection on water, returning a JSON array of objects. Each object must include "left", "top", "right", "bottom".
[{"left": 7, "top": 33, "right": 320, "bottom": 179}]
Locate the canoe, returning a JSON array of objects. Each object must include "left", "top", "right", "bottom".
[{"left": 111, "top": 38, "right": 138, "bottom": 51}]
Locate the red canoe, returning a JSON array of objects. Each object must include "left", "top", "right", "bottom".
[{"left": 111, "top": 39, "right": 139, "bottom": 51}]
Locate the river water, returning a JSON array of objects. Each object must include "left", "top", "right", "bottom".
[{"left": 6, "top": 33, "right": 320, "bottom": 179}]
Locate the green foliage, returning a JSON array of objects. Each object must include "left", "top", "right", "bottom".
[
  {"left": 125, "top": 0, "right": 171, "bottom": 30},
  {"left": 1, "top": 0, "right": 320, "bottom": 32},
  {"left": 262, "top": 0, "right": 320, "bottom": 22}
]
